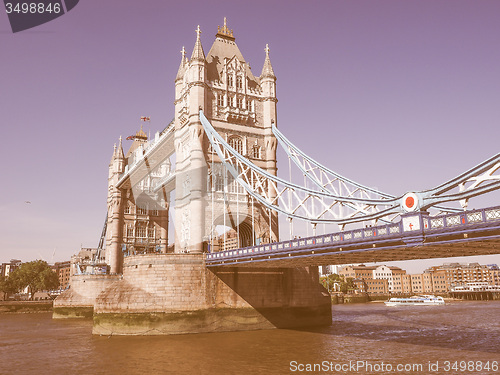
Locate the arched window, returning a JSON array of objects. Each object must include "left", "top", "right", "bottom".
[
  {"left": 236, "top": 76, "right": 242, "bottom": 89},
  {"left": 229, "top": 136, "right": 243, "bottom": 154},
  {"left": 217, "top": 93, "right": 224, "bottom": 107},
  {"left": 228, "top": 74, "right": 233, "bottom": 88}
]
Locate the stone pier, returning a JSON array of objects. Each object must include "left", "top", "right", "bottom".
[
  {"left": 53, "top": 274, "right": 120, "bottom": 318},
  {"left": 91, "top": 254, "right": 331, "bottom": 335}
]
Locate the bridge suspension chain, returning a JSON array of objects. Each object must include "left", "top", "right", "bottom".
[
  {"left": 200, "top": 110, "right": 500, "bottom": 227},
  {"left": 201, "top": 111, "right": 400, "bottom": 226}
]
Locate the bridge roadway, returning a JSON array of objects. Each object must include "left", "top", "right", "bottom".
[
  {"left": 116, "top": 122, "right": 176, "bottom": 192},
  {"left": 206, "top": 206, "right": 500, "bottom": 268}
]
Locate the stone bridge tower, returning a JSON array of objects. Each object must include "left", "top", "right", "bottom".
[
  {"left": 174, "top": 19, "right": 279, "bottom": 253},
  {"left": 56, "top": 20, "right": 331, "bottom": 334}
]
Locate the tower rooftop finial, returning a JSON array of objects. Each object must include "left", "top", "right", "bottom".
[
  {"left": 191, "top": 25, "right": 206, "bottom": 61},
  {"left": 261, "top": 43, "right": 276, "bottom": 79},
  {"left": 181, "top": 46, "right": 186, "bottom": 59},
  {"left": 216, "top": 17, "right": 234, "bottom": 40}
]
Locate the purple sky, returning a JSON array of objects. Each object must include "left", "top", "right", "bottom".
[{"left": 1, "top": 1, "right": 500, "bottom": 272}]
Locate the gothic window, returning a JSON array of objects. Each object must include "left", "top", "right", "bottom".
[
  {"left": 236, "top": 76, "right": 242, "bottom": 89},
  {"left": 217, "top": 93, "right": 224, "bottom": 107},
  {"left": 237, "top": 97, "right": 243, "bottom": 108},
  {"left": 137, "top": 205, "right": 147, "bottom": 215},
  {"left": 136, "top": 223, "right": 147, "bottom": 238},
  {"left": 124, "top": 203, "right": 130, "bottom": 214},
  {"left": 150, "top": 209, "right": 158, "bottom": 216},
  {"left": 227, "top": 174, "right": 244, "bottom": 194},
  {"left": 253, "top": 145, "right": 261, "bottom": 159},
  {"left": 228, "top": 74, "right": 233, "bottom": 88},
  {"left": 227, "top": 174, "right": 235, "bottom": 193},
  {"left": 229, "top": 136, "right": 243, "bottom": 154},
  {"left": 148, "top": 226, "right": 155, "bottom": 238},
  {"left": 126, "top": 224, "right": 134, "bottom": 237},
  {"left": 215, "top": 172, "right": 224, "bottom": 192},
  {"left": 228, "top": 96, "right": 235, "bottom": 107}
]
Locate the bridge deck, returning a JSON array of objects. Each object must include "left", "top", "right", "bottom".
[{"left": 206, "top": 206, "right": 500, "bottom": 268}]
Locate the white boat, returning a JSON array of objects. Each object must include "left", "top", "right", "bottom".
[{"left": 384, "top": 295, "right": 445, "bottom": 306}]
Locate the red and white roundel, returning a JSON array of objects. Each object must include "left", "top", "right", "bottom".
[{"left": 402, "top": 192, "right": 419, "bottom": 212}]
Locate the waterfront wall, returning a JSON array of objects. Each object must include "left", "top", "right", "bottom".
[
  {"left": 0, "top": 301, "right": 53, "bottom": 313},
  {"left": 92, "top": 254, "right": 332, "bottom": 335},
  {"left": 53, "top": 274, "right": 120, "bottom": 318},
  {"left": 450, "top": 291, "right": 500, "bottom": 301}
]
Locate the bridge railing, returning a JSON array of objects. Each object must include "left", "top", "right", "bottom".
[{"left": 205, "top": 205, "right": 500, "bottom": 265}]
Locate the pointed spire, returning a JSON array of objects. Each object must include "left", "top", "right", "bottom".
[
  {"left": 191, "top": 25, "right": 206, "bottom": 61},
  {"left": 111, "top": 142, "right": 117, "bottom": 163},
  {"left": 261, "top": 44, "right": 276, "bottom": 79},
  {"left": 117, "top": 136, "right": 125, "bottom": 159},
  {"left": 176, "top": 46, "right": 188, "bottom": 81}
]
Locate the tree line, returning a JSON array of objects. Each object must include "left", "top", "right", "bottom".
[
  {"left": 320, "top": 273, "right": 355, "bottom": 294},
  {"left": 0, "top": 260, "right": 60, "bottom": 300}
]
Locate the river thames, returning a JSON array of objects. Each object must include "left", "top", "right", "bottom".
[{"left": 0, "top": 300, "right": 498, "bottom": 375}]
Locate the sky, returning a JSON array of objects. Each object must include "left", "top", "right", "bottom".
[{"left": 1, "top": 0, "right": 500, "bottom": 272}]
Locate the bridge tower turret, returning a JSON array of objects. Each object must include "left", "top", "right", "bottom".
[
  {"left": 260, "top": 44, "right": 279, "bottom": 241},
  {"left": 106, "top": 136, "right": 125, "bottom": 273},
  {"left": 173, "top": 19, "right": 279, "bottom": 253},
  {"left": 174, "top": 25, "right": 207, "bottom": 253}
]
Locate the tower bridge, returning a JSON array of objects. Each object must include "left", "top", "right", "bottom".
[{"left": 55, "top": 19, "right": 500, "bottom": 335}]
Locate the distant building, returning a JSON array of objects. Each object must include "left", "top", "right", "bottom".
[
  {"left": 320, "top": 265, "right": 342, "bottom": 276},
  {"left": 339, "top": 264, "right": 403, "bottom": 294},
  {"left": 336, "top": 262, "right": 500, "bottom": 295},
  {"left": 487, "top": 264, "right": 500, "bottom": 285},
  {"left": 363, "top": 278, "right": 389, "bottom": 294},
  {"left": 0, "top": 259, "right": 21, "bottom": 278},
  {"left": 339, "top": 264, "right": 376, "bottom": 280},
  {"left": 392, "top": 273, "right": 412, "bottom": 293},
  {"left": 210, "top": 229, "right": 240, "bottom": 252},
  {"left": 425, "top": 262, "right": 491, "bottom": 288},
  {"left": 430, "top": 269, "right": 448, "bottom": 293},
  {"left": 51, "top": 261, "right": 71, "bottom": 289}
]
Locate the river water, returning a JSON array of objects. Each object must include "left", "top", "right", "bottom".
[{"left": 0, "top": 300, "right": 499, "bottom": 375}]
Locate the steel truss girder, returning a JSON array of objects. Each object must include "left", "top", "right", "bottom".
[
  {"left": 272, "top": 124, "right": 394, "bottom": 198},
  {"left": 201, "top": 111, "right": 399, "bottom": 225},
  {"left": 421, "top": 154, "right": 500, "bottom": 210},
  {"left": 272, "top": 123, "right": 462, "bottom": 218}
]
